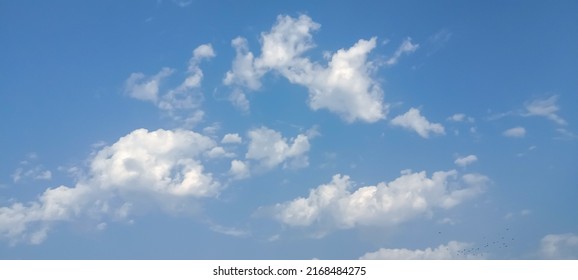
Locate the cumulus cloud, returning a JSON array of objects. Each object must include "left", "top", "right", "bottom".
[
  {"left": 124, "top": 44, "right": 215, "bottom": 127},
  {"left": 454, "top": 155, "right": 478, "bottom": 167},
  {"left": 522, "top": 95, "right": 566, "bottom": 125},
  {"left": 221, "top": 133, "right": 243, "bottom": 144},
  {"left": 246, "top": 127, "right": 311, "bottom": 170},
  {"left": 539, "top": 233, "right": 578, "bottom": 259},
  {"left": 272, "top": 169, "right": 488, "bottom": 230},
  {"left": 503, "top": 126, "right": 526, "bottom": 138},
  {"left": 360, "top": 241, "right": 481, "bottom": 260},
  {"left": 224, "top": 15, "right": 389, "bottom": 122},
  {"left": 385, "top": 37, "right": 419, "bottom": 66},
  {"left": 391, "top": 108, "right": 445, "bottom": 138},
  {"left": 0, "top": 128, "right": 224, "bottom": 245}
]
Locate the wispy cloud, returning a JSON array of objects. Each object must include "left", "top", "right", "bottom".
[
  {"left": 386, "top": 37, "right": 419, "bottom": 65},
  {"left": 522, "top": 95, "right": 566, "bottom": 125}
]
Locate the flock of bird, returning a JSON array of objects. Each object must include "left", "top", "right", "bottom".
[{"left": 439, "top": 228, "right": 515, "bottom": 259}]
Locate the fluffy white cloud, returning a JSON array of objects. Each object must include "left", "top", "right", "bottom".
[
  {"left": 221, "top": 133, "right": 243, "bottom": 144},
  {"left": 454, "top": 155, "right": 478, "bottom": 167},
  {"left": 0, "top": 128, "right": 224, "bottom": 244},
  {"left": 503, "top": 126, "right": 526, "bottom": 138},
  {"left": 246, "top": 127, "right": 310, "bottom": 169},
  {"left": 229, "top": 160, "right": 250, "bottom": 179},
  {"left": 391, "top": 108, "right": 445, "bottom": 138},
  {"left": 223, "top": 15, "right": 388, "bottom": 122},
  {"left": 523, "top": 95, "right": 566, "bottom": 125},
  {"left": 273, "top": 169, "right": 487, "bottom": 230},
  {"left": 224, "top": 37, "right": 263, "bottom": 90},
  {"left": 539, "top": 233, "right": 578, "bottom": 259},
  {"left": 386, "top": 37, "right": 419, "bottom": 66},
  {"left": 360, "top": 241, "right": 481, "bottom": 260}
]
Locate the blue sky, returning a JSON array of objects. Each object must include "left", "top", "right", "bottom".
[{"left": 1, "top": 0, "right": 577, "bottom": 259}]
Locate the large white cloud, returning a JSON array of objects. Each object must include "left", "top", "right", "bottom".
[
  {"left": 273, "top": 169, "right": 487, "bottom": 230},
  {"left": 224, "top": 15, "right": 391, "bottom": 122},
  {"left": 539, "top": 233, "right": 578, "bottom": 259},
  {"left": 360, "top": 241, "right": 482, "bottom": 260},
  {"left": 0, "top": 128, "right": 223, "bottom": 245},
  {"left": 245, "top": 127, "right": 310, "bottom": 170},
  {"left": 391, "top": 108, "right": 445, "bottom": 138}
]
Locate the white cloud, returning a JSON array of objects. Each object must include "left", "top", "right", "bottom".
[
  {"left": 447, "top": 113, "right": 474, "bottom": 123},
  {"left": 503, "top": 126, "right": 526, "bottom": 138},
  {"left": 539, "top": 233, "right": 578, "bottom": 259},
  {"left": 124, "top": 44, "right": 215, "bottom": 127},
  {"left": 386, "top": 37, "right": 419, "bottom": 66},
  {"left": 296, "top": 37, "right": 386, "bottom": 122},
  {"left": 209, "top": 224, "right": 249, "bottom": 237},
  {"left": 0, "top": 128, "right": 224, "bottom": 244},
  {"left": 360, "top": 241, "right": 482, "bottom": 260},
  {"left": 391, "top": 108, "right": 445, "bottom": 138},
  {"left": 229, "top": 89, "right": 250, "bottom": 113},
  {"left": 224, "top": 37, "right": 263, "bottom": 91},
  {"left": 229, "top": 160, "right": 250, "bottom": 180},
  {"left": 224, "top": 15, "right": 388, "bottom": 122},
  {"left": 12, "top": 167, "right": 52, "bottom": 183},
  {"left": 273, "top": 169, "right": 487, "bottom": 230},
  {"left": 454, "top": 155, "right": 478, "bottom": 167},
  {"left": 221, "top": 133, "right": 243, "bottom": 144},
  {"left": 522, "top": 95, "right": 566, "bottom": 125},
  {"left": 124, "top": 67, "right": 174, "bottom": 103},
  {"left": 205, "top": 147, "right": 234, "bottom": 159},
  {"left": 246, "top": 127, "right": 310, "bottom": 169}
]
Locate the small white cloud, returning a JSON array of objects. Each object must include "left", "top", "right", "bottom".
[
  {"left": 522, "top": 95, "right": 566, "bottom": 125},
  {"left": 12, "top": 166, "right": 52, "bottom": 183},
  {"left": 229, "top": 160, "right": 250, "bottom": 180},
  {"left": 391, "top": 108, "right": 445, "bottom": 138},
  {"left": 539, "top": 233, "right": 578, "bottom": 259},
  {"left": 124, "top": 67, "right": 174, "bottom": 103},
  {"left": 454, "top": 155, "right": 478, "bottom": 167},
  {"left": 221, "top": 133, "right": 243, "bottom": 144},
  {"left": 124, "top": 44, "right": 215, "bottom": 127},
  {"left": 205, "top": 147, "right": 234, "bottom": 159},
  {"left": 447, "top": 113, "right": 474, "bottom": 123},
  {"left": 209, "top": 224, "right": 249, "bottom": 237},
  {"left": 246, "top": 127, "right": 310, "bottom": 169},
  {"left": 96, "top": 222, "right": 107, "bottom": 231},
  {"left": 386, "top": 37, "right": 419, "bottom": 66},
  {"left": 171, "top": 0, "right": 192, "bottom": 7},
  {"left": 503, "top": 126, "right": 526, "bottom": 138},
  {"left": 229, "top": 89, "right": 250, "bottom": 113},
  {"left": 360, "top": 241, "right": 482, "bottom": 260}
]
